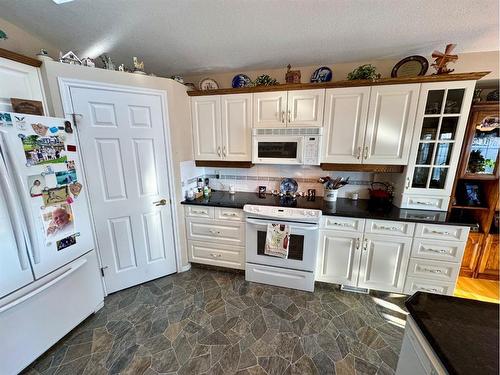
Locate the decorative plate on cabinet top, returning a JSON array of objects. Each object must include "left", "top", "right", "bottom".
[
  {"left": 280, "top": 178, "right": 298, "bottom": 194},
  {"left": 232, "top": 74, "right": 252, "bottom": 88},
  {"left": 310, "top": 67, "right": 333, "bottom": 83},
  {"left": 199, "top": 78, "right": 219, "bottom": 90},
  {"left": 391, "top": 56, "right": 428, "bottom": 78}
]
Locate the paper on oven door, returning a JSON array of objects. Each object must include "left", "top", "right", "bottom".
[{"left": 264, "top": 223, "right": 290, "bottom": 259}]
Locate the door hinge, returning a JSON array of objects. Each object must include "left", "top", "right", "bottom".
[{"left": 100, "top": 266, "right": 108, "bottom": 277}]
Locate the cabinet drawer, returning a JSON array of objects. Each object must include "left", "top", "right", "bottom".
[
  {"left": 411, "top": 238, "right": 466, "bottom": 263},
  {"left": 322, "top": 216, "right": 365, "bottom": 232},
  {"left": 215, "top": 207, "right": 244, "bottom": 221},
  {"left": 415, "top": 223, "right": 469, "bottom": 242},
  {"left": 365, "top": 219, "right": 415, "bottom": 237},
  {"left": 185, "top": 205, "right": 214, "bottom": 219},
  {"left": 407, "top": 259, "right": 460, "bottom": 282},
  {"left": 400, "top": 194, "right": 450, "bottom": 211},
  {"left": 404, "top": 277, "right": 455, "bottom": 296},
  {"left": 186, "top": 218, "right": 245, "bottom": 245},
  {"left": 188, "top": 240, "right": 244, "bottom": 270}
]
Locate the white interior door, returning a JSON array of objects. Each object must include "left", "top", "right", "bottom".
[
  {"left": 287, "top": 89, "right": 325, "bottom": 127},
  {"left": 322, "top": 87, "right": 370, "bottom": 163},
  {"left": 70, "top": 86, "right": 177, "bottom": 293},
  {"left": 253, "top": 91, "right": 287, "bottom": 127},
  {"left": 221, "top": 94, "right": 252, "bottom": 161},
  {"left": 191, "top": 96, "right": 221, "bottom": 160},
  {"left": 316, "top": 230, "right": 361, "bottom": 286},
  {"left": 357, "top": 233, "right": 411, "bottom": 292},
  {"left": 364, "top": 84, "right": 420, "bottom": 164}
]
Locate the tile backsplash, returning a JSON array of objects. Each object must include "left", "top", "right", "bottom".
[{"left": 180, "top": 161, "right": 376, "bottom": 199}]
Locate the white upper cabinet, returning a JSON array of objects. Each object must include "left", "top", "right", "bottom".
[
  {"left": 287, "top": 89, "right": 325, "bottom": 127},
  {"left": 221, "top": 94, "right": 252, "bottom": 161},
  {"left": 357, "top": 233, "right": 412, "bottom": 293},
  {"left": 322, "top": 87, "right": 370, "bottom": 163},
  {"left": 363, "top": 84, "right": 420, "bottom": 164},
  {"left": 253, "top": 90, "right": 325, "bottom": 128},
  {"left": 191, "top": 96, "right": 221, "bottom": 160},
  {"left": 253, "top": 91, "right": 287, "bottom": 127},
  {"left": 317, "top": 230, "right": 362, "bottom": 286},
  {"left": 191, "top": 94, "right": 252, "bottom": 161}
]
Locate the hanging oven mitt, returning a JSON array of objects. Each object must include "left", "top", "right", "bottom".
[{"left": 264, "top": 223, "right": 290, "bottom": 259}]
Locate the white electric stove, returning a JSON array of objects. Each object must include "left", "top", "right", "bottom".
[{"left": 243, "top": 204, "right": 322, "bottom": 292}]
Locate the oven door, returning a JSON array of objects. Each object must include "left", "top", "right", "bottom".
[
  {"left": 252, "top": 136, "right": 303, "bottom": 164},
  {"left": 245, "top": 217, "right": 319, "bottom": 272}
]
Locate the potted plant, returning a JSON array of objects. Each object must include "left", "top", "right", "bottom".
[{"left": 318, "top": 176, "right": 349, "bottom": 202}]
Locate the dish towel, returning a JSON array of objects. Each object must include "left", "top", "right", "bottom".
[{"left": 264, "top": 223, "right": 290, "bottom": 259}]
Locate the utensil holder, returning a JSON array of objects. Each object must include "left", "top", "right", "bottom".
[{"left": 324, "top": 189, "right": 338, "bottom": 202}]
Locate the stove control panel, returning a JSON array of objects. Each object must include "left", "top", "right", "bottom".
[{"left": 243, "top": 205, "right": 322, "bottom": 222}]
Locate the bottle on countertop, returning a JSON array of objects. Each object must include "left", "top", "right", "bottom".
[{"left": 197, "top": 178, "right": 203, "bottom": 191}]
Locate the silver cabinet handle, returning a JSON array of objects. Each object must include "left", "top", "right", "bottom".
[
  {"left": 281, "top": 111, "right": 285, "bottom": 123},
  {"left": 363, "top": 238, "right": 368, "bottom": 251},
  {"left": 217, "top": 146, "right": 221, "bottom": 157},
  {"left": 222, "top": 212, "right": 238, "bottom": 217},
  {"left": 416, "top": 201, "right": 435, "bottom": 206},
  {"left": 420, "top": 287, "right": 439, "bottom": 293},
  {"left": 210, "top": 253, "right": 222, "bottom": 258},
  {"left": 355, "top": 238, "right": 360, "bottom": 250},
  {"left": 153, "top": 199, "right": 167, "bottom": 206},
  {"left": 374, "top": 224, "right": 400, "bottom": 231},
  {"left": 364, "top": 146, "right": 369, "bottom": 159},
  {"left": 426, "top": 248, "right": 448, "bottom": 254},
  {"left": 431, "top": 230, "right": 451, "bottom": 236},
  {"left": 405, "top": 177, "right": 411, "bottom": 189},
  {"left": 332, "top": 222, "right": 350, "bottom": 227},
  {"left": 356, "top": 146, "right": 362, "bottom": 159},
  {"left": 421, "top": 267, "right": 443, "bottom": 274},
  {"left": 287, "top": 109, "right": 291, "bottom": 123},
  {"left": 223, "top": 146, "right": 227, "bottom": 157},
  {"left": 208, "top": 229, "right": 221, "bottom": 235},
  {"left": 191, "top": 209, "right": 207, "bottom": 215}
]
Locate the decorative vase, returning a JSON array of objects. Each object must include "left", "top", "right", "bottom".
[{"left": 324, "top": 189, "right": 338, "bottom": 202}]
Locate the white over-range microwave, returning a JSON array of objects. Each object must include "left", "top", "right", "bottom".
[{"left": 252, "top": 128, "right": 322, "bottom": 165}]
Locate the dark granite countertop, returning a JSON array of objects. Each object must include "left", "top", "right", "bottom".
[
  {"left": 180, "top": 191, "right": 474, "bottom": 226},
  {"left": 406, "top": 292, "right": 499, "bottom": 375}
]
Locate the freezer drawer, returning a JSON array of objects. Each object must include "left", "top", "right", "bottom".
[{"left": 0, "top": 250, "right": 103, "bottom": 375}]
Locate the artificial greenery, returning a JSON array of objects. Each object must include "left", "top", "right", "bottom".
[
  {"left": 254, "top": 74, "right": 278, "bottom": 86},
  {"left": 467, "top": 150, "right": 495, "bottom": 173},
  {"left": 0, "top": 29, "right": 7, "bottom": 40},
  {"left": 347, "top": 64, "right": 381, "bottom": 80}
]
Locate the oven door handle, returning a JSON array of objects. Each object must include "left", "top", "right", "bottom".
[{"left": 246, "top": 218, "right": 319, "bottom": 230}]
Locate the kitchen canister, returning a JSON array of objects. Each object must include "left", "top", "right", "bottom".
[{"left": 324, "top": 189, "right": 338, "bottom": 202}]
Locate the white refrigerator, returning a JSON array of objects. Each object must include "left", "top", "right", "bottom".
[{"left": 0, "top": 112, "right": 103, "bottom": 374}]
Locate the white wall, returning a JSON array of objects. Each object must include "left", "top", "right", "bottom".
[{"left": 40, "top": 60, "right": 193, "bottom": 269}]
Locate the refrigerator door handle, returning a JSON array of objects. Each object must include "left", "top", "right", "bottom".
[
  {"left": 0, "top": 258, "right": 87, "bottom": 313},
  {"left": 0, "top": 133, "right": 38, "bottom": 266}
]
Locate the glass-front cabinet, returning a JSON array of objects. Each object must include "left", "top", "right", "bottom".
[{"left": 395, "top": 81, "right": 476, "bottom": 210}]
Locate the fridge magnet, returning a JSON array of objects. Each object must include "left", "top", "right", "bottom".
[
  {"left": 41, "top": 165, "right": 55, "bottom": 177},
  {"left": 49, "top": 126, "right": 59, "bottom": 134},
  {"left": 66, "top": 196, "right": 74, "bottom": 204},
  {"left": 20, "top": 135, "right": 67, "bottom": 166},
  {"left": 27, "top": 174, "right": 47, "bottom": 197},
  {"left": 14, "top": 116, "right": 27, "bottom": 131},
  {"left": 56, "top": 169, "right": 77, "bottom": 185},
  {"left": 69, "top": 182, "right": 83, "bottom": 197},
  {"left": 64, "top": 121, "right": 73, "bottom": 134},
  {"left": 42, "top": 186, "right": 70, "bottom": 207},
  {"left": 0, "top": 112, "right": 13, "bottom": 127},
  {"left": 41, "top": 203, "right": 74, "bottom": 241},
  {"left": 66, "top": 144, "right": 77, "bottom": 152},
  {"left": 56, "top": 234, "right": 77, "bottom": 251},
  {"left": 31, "top": 123, "right": 49, "bottom": 136},
  {"left": 66, "top": 160, "right": 76, "bottom": 170},
  {"left": 10, "top": 98, "right": 45, "bottom": 116}
]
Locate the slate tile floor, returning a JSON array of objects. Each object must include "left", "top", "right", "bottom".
[{"left": 22, "top": 266, "right": 408, "bottom": 375}]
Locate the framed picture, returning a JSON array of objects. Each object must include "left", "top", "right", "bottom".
[
  {"left": 11, "top": 98, "right": 44, "bottom": 116},
  {"left": 458, "top": 182, "right": 484, "bottom": 206}
]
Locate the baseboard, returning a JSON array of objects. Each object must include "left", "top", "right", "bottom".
[{"left": 179, "top": 263, "right": 192, "bottom": 273}]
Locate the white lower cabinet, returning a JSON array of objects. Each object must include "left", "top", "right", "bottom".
[
  {"left": 357, "top": 234, "right": 412, "bottom": 293},
  {"left": 185, "top": 207, "right": 245, "bottom": 270}
]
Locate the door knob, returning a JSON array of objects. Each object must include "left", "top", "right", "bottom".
[{"left": 153, "top": 199, "right": 167, "bottom": 206}]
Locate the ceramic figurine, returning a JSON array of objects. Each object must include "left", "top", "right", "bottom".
[
  {"left": 81, "top": 57, "right": 95, "bottom": 68},
  {"left": 132, "top": 57, "right": 146, "bottom": 74},
  {"left": 36, "top": 49, "right": 53, "bottom": 62},
  {"left": 59, "top": 51, "right": 82, "bottom": 65},
  {"left": 431, "top": 44, "right": 458, "bottom": 74},
  {"left": 100, "top": 55, "right": 115, "bottom": 70},
  {"left": 285, "top": 64, "right": 301, "bottom": 84},
  {"left": 118, "top": 64, "right": 125, "bottom": 72}
]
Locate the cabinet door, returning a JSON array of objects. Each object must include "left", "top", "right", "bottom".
[
  {"left": 316, "top": 230, "right": 362, "bottom": 286},
  {"left": 253, "top": 91, "right": 287, "bottom": 128},
  {"left": 459, "top": 233, "right": 483, "bottom": 277},
  {"left": 357, "top": 233, "right": 412, "bottom": 292},
  {"left": 404, "top": 81, "right": 475, "bottom": 196},
  {"left": 364, "top": 84, "right": 420, "bottom": 164},
  {"left": 221, "top": 94, "right": 252, "bottom": 161},
  {"left": 322, "top": 87, "right": 370, "bottom": 163},
  {"left": 287, "top": 89, "right": 325, "bottom": 127},
  {"left": 191, "top": 96, "right": 221, "bottom": 160},
  {"left": 477, "top": 234, "right": 499, "bottom": 280}
]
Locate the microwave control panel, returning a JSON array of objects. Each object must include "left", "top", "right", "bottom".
[{"left": 303, "top": 136, "right": 320, "bottom": 165}]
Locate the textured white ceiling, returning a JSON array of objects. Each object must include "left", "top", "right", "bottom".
[{"left": 1, "top": 0, "right": 498, "bottom": 76}]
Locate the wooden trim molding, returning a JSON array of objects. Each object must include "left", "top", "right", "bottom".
[
  {"left": 320, "top": 163, "right": 404, "bottom": 173},
  {"left": 195, "top": 160, "right": 254, "bottom": 168},
  {"left": 188, "top": 71, "right": 490, "bottom": 96},
  {"left": 0, "top": 48, "right": 42, "bottom": 67}
]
